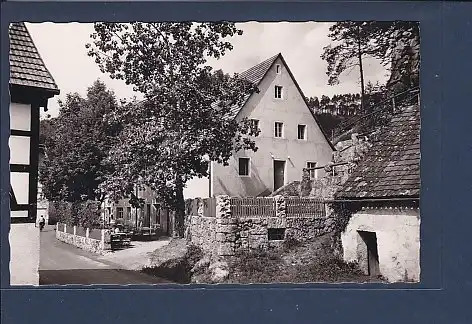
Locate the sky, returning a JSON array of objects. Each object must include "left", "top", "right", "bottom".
[
  {"left": 25, "top": 22, "right": 388, "bottom": 198},
  {"left": 26, "top": 22, "right": 388, "bottom": 119}
]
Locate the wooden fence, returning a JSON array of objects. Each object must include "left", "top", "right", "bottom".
[
  {"left": 230, "top": 197, "right": 277, "bottom": 218},
  {"left": 285, "top": 197, "right": 326, "bottom": 218}
]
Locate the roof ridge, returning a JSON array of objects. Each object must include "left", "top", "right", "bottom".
[
  {"left": 9, "top": 22, "right": 60, "bottom": 95},
  {"left": 237, "top": 53, "right": 280, "bottom": 78}
]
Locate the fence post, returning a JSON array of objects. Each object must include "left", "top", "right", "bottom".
[
  {"left": 73, "top": 225, "right": 76, "bottom": 236},
  {"left": 86, "top": 228, "right": 90, "bottom": 239},
  {"left": 64, "top": 223, "right": 67, "bottom": 234}
]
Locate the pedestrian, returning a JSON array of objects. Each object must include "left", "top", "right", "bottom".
[{"left": 39, "top": 216, "right": 45, "bottom": 231}]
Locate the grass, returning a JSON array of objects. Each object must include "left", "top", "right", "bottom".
[{"left": 225, "top": 235, "right": 382, "bottom": 284}]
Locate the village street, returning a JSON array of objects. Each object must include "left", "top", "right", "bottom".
[{"left": 39, "top": 225, "right": 170, "bottom": 285}]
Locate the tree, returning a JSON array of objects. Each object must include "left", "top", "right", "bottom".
[
  {"left": 321, "top": 21, "right": 420, "bottom": 113},
  {"left": 373, "top": 22, "right": 420, "bottom": 94},
  {"left": 86, "top": 23, "right": 259, "bottom": 237},
  {"left": 321, "top": 22, "right": 382, "bottom": 114},
  {"left": 39, "top": 80, "right": 122, "bottom": 202}
]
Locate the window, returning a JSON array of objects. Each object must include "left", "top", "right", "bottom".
[
  {"left": 274, "top": 85, "right": 283, "bottom": 99},
  {"left": 238, "top": 158, "right": 250, "bottom": 176},
  {"left": 297, "top": 124, "right": 307, "bottom": 140},
  {"left": 276, "top": 64, "right": 281, "bottom": 74},
  {"left": 117, "top": 207, "right": 124, "bottom": 219},
  {"left": 306, "top": 162, "right": 317, "bottom": 179},
  {"left": 126, "top": 207, "right": 131, "bottom": 220},
  {"left": 268, "top": 228, "right": 285, "bottom": 241},
  {"left": 274, "top": 122, "right": 284, "bottom": 138},
  {"left": 250, "top": 119, "right": 260, "bottom": 136}
]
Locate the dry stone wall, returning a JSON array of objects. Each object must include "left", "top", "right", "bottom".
[
  {"left": 55, "top": 224, "right": 106, "bottom": 255},
  {"left": 187, "top": 195, "right": 335, "bottom": 258}
]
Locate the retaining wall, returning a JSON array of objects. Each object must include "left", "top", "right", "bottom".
[
  {"left": 55, "top": 223, "right": 107, "bottom": 254},
  {"left": 187, "top": 195, "right": 335, "bottom": 258}
]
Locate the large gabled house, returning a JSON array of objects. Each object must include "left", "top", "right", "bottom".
[
  {"left": 335, "top": 104, "right": 421, "bottom": 282},
  {"left": 209, "top": 53, "right": 335, "bottom": 197},
  {"left": 8, "top": 22, "right": 60, "bottom": 285}
]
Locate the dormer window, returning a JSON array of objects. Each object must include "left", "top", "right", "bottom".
[
  {"left": 274, "top": 86, "right": 283, "bottom": 99},
  {"left": 276, "top": 64, "right": 281, "bottom": 74}
]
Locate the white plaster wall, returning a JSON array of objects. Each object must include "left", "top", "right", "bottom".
[
  {"left": 341, "top": 208, "right": 421, "bottom": 282},
  {"left": 10, "top": 102, "right": 31, "bottom": 131},
  {"left": 212, "top": 57, "right": 333, "bottom": 197},
  {"left": 9, "top": 223, "right": 40, "bottom": 285}
]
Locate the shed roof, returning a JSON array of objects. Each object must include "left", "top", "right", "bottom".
[
  {"left": 9, "top": 23, "right": 60, "bottom": 95},
  {"left": 335, "top": 104, "right": 420, "bottom": 199}
]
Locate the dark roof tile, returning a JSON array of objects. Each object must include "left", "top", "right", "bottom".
[
  {"left": 336, "top": 104, "right": 420, "bottom": 199},
  {"left": 9, "top": 23, "right": 60, "bottom": 94}
]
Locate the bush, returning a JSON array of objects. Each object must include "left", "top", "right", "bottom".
[
  {"left": 228, "top": 248, "right": 283, "bottom": 283},
  {"left": 49, "top": 200, "right": 101, "bottom": 229},
  {"left": 293, "top": 257, "right": 364, "bottom": 283},
  {"left": 283, "top": 237, "right": 303, "bottom": 251}
]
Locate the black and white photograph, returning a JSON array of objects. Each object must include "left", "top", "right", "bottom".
[{"left": 8, "top": 21, "right": 420, "bottom": 286}]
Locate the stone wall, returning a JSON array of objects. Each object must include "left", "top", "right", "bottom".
[
  {"left": 187, "top": 195, "right": 335, "bottom": 258},
  {"left": 55, "top": 223, "right": 106, "bottom": 255}
]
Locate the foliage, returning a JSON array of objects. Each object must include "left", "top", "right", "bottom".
[
  {"left": 39, "top": 80, "right": 122, "bottom": 202},
  {"left": 49, "top": 200, "right": 101, "bottom": 229},
  {"left": 321, "top": 22, "right": 379, "bottom": 86},
  {"left": 86, "top": 23, "right": 260, "bottom": 237},
  {"left": 321, "top": 21, "right": 420, "bottom": 113},
  {"left": 228, "top": 248, "right": 283, "bottom": 283},
  {"left": 283, "top": 237, "right": 303, "bottom": 251},
  {"left": 226, "top": 241, "right": 376, "bottom": 284},
  {"left": 328, "top": 201, "right": 362, "bottom": 255}
]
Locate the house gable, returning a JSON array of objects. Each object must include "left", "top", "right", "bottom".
[{"left": 233, "top": 53, "right": 335, "bottom": 151}]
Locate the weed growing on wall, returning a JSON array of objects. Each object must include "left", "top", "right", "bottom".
[{"left": 328, "top": 201, "right": 361, "bottom": 254}]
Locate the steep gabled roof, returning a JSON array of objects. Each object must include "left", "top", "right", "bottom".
[
  {"left": 9, "top": 23, "right": 60, "bottom": 95},
  {"left": 336, "top": 104, "right": 420, "bottom": 199},
  {"left": 229, "top": 53, "right": 335, "bottom": 150},
  {"left": 224, "top": 54, "right": 279, "bottom": 120}
]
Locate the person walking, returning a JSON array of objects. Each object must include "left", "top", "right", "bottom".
[{"left": 38, "top": 215, "right": 46, "bottom": 231}]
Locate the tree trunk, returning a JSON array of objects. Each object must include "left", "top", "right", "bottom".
[
  {"left": 173, "top": 177, "right": 186, "bottom": 238},
  {"left": 357, "top": 25, "right": 367, "bottom": 115}
]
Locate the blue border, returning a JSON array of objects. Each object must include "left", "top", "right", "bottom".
[{"left": 2, "top": 1, "right": 471, "bottom": 323}]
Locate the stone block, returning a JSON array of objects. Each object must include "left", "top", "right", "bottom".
[
  {"left": 215, "top": 233, "right": 226, "bottom": 242},
  {"left": 225, "top": 233, "right": 237, "bottom": 242},
  {"left": 217, "top": 244, "right": 234, "bottom": 256},
  {"left": 249, "top": 226, "right": 266, "bottom": 235},
  {"left": 217, "top": 218, "right": 237, "bottom": 225},
  {"left": 218, "top": 224, "right": 237, "bottom": 233},
  {"left": 267, "top": 217, "right": 286, "bottom": 228}
]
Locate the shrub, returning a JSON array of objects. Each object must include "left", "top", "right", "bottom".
[
  {"left": 283, "top": 237, "right": 303, "bottom": 251},
  {"left": 49, "top": 200, "right": 101, "bottom": 229},
  {"left": 228, "top": 248, "right": 283, "bottom": 283}
]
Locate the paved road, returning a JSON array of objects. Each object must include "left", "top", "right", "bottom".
[{"left": 39, "top": 225, "right": 170, "bottom": 285}]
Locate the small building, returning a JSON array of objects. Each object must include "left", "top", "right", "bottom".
[
  {"left": 335, "top": 104, "right": 420, "bottom": 282},
  {"left": 209, "top": 53, "right": 335, "bottom": 197},
  {"left": 8, "top": 23, "right": 60, "bottom": 285},
  {"left": 101, "top": 186, "right": 172, "bottom": 236}
]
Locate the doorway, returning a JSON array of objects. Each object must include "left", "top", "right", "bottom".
[
  {"left": 143, "top": 204, "right": 151, "bottom": 227},
  {"left": 273, "top": 160, "right": 286, "bottom": 191},
  {"left": 358, "top": 231, "right": 380, "bottom": 277}
]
